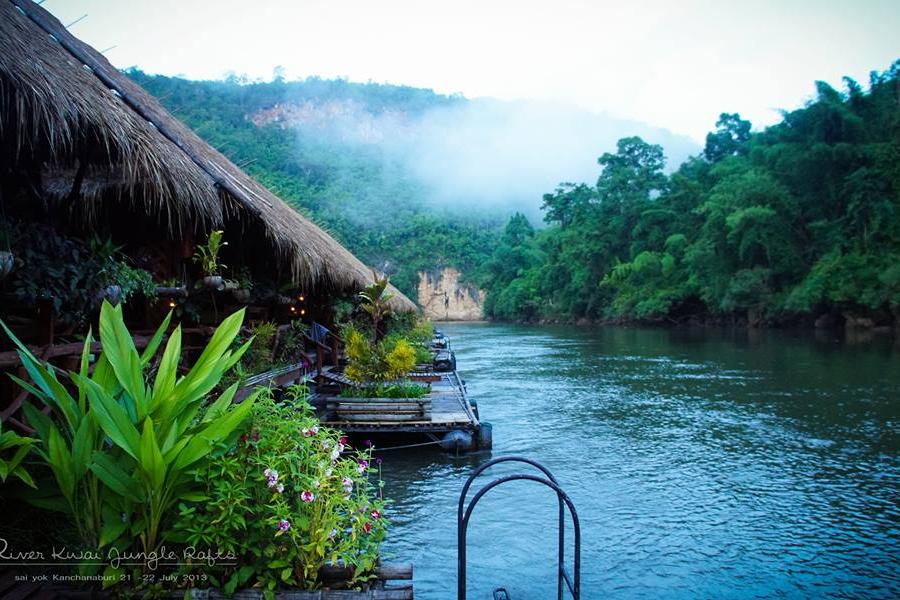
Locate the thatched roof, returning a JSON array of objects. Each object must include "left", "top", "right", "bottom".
[{"left": 0, "top": 0, "right": 416, "bottom": 311}]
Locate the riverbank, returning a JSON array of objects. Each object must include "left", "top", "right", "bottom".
[{"left": 495, "top": 312, "right": 900, "bottom": 334}]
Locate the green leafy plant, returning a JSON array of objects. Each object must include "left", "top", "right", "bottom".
[
  {"left": 241, "top": 321, "right": 278, "bottom": 376},
  {"left": 2, "top": 302, "right": 258, "bottom": 566},
  {"left": 275, "top": 320, "right": 310, "bottom": 364},
  {"left": 357, "top": 272, "right": 394, "bottom": 343},
  {"left": 0, "top": 421, "right": 36, "bottom": 488},
  {"left": 343, "top": 325, "right": 417, "bottom": 383},
  {"left": 172, "top": 386, "right": 387, "bottom": 593},
  {"left": 193, "top": 230, "right": 228, "bottom": 276},
  {"left": 339, "top": 382, "right": 428, "bottom": 399}
]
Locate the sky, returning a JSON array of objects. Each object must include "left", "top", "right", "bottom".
[{"left": 45, "top": 0, "right": 899, "bottom": 143}]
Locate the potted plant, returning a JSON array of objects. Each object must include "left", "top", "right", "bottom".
[
  {"left": 90, "top": 236, "right": 157, "bottom": 306},
  {"left": 193, "top": 230, "right": 227, "bottom": 290},
  {"left": 231, "top": 267, "right": 253, "bottom": 302}
]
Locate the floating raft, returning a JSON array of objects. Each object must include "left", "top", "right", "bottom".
[{"left": 317, "top": 367, "right": 480, "bottom": 436}]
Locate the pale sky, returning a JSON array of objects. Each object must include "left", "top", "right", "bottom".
[{"left": 45, "top": 0, "right": 899, "bottom": 142}]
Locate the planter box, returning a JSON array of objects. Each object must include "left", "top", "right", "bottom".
[{"left": 326, "top": 397, "right": 432, "bottom": 422}]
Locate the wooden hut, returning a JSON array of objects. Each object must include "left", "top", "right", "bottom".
[{"left": 0, "top": 0, "right": 416, "bottom": 426}]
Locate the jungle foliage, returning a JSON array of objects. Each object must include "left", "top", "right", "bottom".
[
  {"left": 478, "top": 62, "right": 900, "bottom": 326},
  {"left": 127, "top": 70, "right": 501, "bottom": 298}
]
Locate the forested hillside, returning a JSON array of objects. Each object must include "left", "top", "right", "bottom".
[
  {"left": 478, "top": 62, "right": 900, "bottom": 327},
  {"left": 127, "top": 70, "right": 502, "bottom": 296}
]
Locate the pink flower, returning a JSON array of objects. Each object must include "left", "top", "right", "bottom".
[
  {"left": 277, "top": 519, "right": 291, "bottom": 532},
  {"left": 301, "top": 490, "right": 315, "bottom": 503},
  {"left": 264, "top": 468, "right": 279, "bottom": 488},
  {"left": 339, "top": 436, "right": 349, "bottom": 446},
  {"left": 370, "top": 509, "right": 381, "bottom": 519},
  {"left": 363, "top": 522, "right": 372, "bottom": 534}
]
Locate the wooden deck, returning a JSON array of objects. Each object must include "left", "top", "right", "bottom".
[{"left": 317, "top": 368, "right": 478, "bottom": 433}]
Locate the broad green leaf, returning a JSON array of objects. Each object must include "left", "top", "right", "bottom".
[
  {"left": 82, "top": 379, "right": 140, "bottom": 460},
  {"left": 71, "top": 415, "right": 96, "bottom": 479},
  {"left": 140, "top": 311, "right": 172, "bottom": 367},
  {"left": 16, "top": 351, "right": 80, "bottom": 432},
  {"left": 202, "top": 383, "right": 239, "bottom": 424},
  {"left": 173, "top": 309, "right": 244, "bottom": 401},
  {"left": 8, "top": 374, "right": 50, "bottom": 407},
  {"left": 139, "top": 418, "right": 165, "bottom": 489},
  {"left": 77, "top": 330, "right": 94, "bottom": 413},
  {"left": 150, "top": 326, "right": 182, "bottom": 414},
  {"left": 21, "top": 402, "right": 53, "bottom": 444},
  {"left": 172, "top": 397, "right": 254, "bottom": 470},
  {"left": 99, "top": 504, "right": 129, "bottom": 547},
  {"left": 98, "top": 301, "right": 146, "bottom": 417},
  {"left": 47, "top": 427, "right": 75, "bottom": 502},
  {"left": 90, "top": 454, "right": 144, "bottom": 503}
]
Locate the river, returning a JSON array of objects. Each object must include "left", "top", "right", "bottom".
[{"left": 378, "top": 323, "right": 900, "bottom": 599}]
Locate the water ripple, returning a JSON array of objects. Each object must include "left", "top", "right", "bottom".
[{"left": 380, "top": 324, "right": 900, "bottom": 599}]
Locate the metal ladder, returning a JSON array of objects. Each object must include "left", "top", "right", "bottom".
[{"left": 457, "top": 456, "right": 581, "bottom": 600}]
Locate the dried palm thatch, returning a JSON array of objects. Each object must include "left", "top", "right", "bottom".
[{"left": 0, "top": 0, "right": 416, "bottom": 311}]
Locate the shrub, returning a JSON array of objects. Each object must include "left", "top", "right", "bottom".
[
  {"left": 384, "top": 339, "right": 416, "bottom": 379},
  {"left": 2, "top": 302, "right": 257, "bottom": 570},
  {"left": 343, "top": 325, "right": 417, "bottom": 382},
  {"left": 339, "top": 382, "right": 429, "bottom": 399},
  {"left": 172, "top": 386, "right": 387, "bottom": 593}
]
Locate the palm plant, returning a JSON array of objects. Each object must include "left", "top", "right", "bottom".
[{"left": 358, "top": 271, "right": 394, "bottom": 343}]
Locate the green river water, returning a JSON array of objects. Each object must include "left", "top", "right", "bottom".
[{"left": 378, "top": 323, "right": 899, "bottom": 599}]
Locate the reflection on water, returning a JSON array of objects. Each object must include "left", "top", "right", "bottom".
[{"left": 378, "top": 324, "right": 900, "bottom": 599}]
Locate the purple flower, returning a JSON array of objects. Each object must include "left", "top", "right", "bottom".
[
  {"left": 277, "top": 519, "right": 291, "bottom": 532},
  {"left": 357, "top": 459, "right": 369, "bottom": 474},
  {"left": 374, "top": 457, "right": 383, "bottom": 466},
  {"left": 370, "top": 509, "right": 381, "bottom": 519},
  {"left": 301, "top": 490, "right": 315, "bottom": 503}
]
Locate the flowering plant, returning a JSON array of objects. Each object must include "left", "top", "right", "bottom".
[{"left": 171, "top": 385, "right": 387, "bottom": 594}]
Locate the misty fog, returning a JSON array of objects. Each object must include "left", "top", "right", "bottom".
[{"left": 269, "top": 94, "right": 700, "bottom": 222}]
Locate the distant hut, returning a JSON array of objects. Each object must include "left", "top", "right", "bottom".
[{"left": 0, "top": 0, "right": 416, "bottom": 426}]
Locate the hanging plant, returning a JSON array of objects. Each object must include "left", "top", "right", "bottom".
[{"left": 192, "top": 230, "right": 227, "bottom": 290}]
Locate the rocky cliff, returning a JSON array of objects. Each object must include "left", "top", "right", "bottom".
[{"left": 417, "top": 268, "right": 484, "bottom": 321}]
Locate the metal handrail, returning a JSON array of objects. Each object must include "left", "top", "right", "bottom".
[{"left": 458, "top": 457, "right": 581, "bottom": 600}]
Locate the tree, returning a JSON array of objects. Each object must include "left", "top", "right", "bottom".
[
  {"left": 704, "top": 113, "right": 752, "bottom": 162},
  {"left": 596, "top": 136, "right": 667, "bottom": 209}
]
